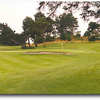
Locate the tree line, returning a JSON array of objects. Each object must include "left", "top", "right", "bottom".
[
  {"left": 0, "top": 1, "right": 100, "bottom": 47},
  {"left": 0, "top": 12, "right": 79, "bottom": 47}
]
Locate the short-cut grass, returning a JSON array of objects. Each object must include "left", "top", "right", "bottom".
[{"left": 0, "top": 42, "right": 100, "bottom": 94}]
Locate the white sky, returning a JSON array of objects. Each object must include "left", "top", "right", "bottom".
[
  {"left": 0, "top": 0, "right": 97, "bottom": 35},
  {"left": 0, "top": 0, "right": 39, "bottom": 33}
]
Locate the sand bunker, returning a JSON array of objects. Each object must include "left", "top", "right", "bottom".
[{"left": 24, "top": 51, "right": 72, "bottom": 55}]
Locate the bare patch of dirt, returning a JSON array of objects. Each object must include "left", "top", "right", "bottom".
[{"left": 24, "top": 51, "right": 72, "bottom": 55}]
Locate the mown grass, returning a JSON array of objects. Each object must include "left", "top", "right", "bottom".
[{"left": 0, "top": 42, "right": 100, "bottom": 94}]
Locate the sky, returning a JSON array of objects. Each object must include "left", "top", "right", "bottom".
[
  {"left": 0, "top": 0, "right": 39, "bottom": 33},
  {"left": 0, "top": 0, "right": 97, "bottom": 35}
]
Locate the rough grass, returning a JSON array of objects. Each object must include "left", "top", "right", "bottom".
[{"left": 0, "top": 42, "right": 100, "bottom": 94}]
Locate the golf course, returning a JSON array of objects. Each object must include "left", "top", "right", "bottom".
[{"left": 0, "top": 41, "right": 100, "bottom": 94}]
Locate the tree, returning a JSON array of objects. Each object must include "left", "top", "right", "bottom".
[
  {"left": 23, "top": 17, "right": 35, "bottom": 47},
  {"left": 84, "top": 22, "right": 100, "bottom": 41},
  {"left": 38, "top": 1, "right": 100, "bottom": 20},
  {"left": 0, "top": 23, "right": 17, "bottom": 45},
  {"left": 13, "top": 33, "right": 25, "bottom": 45},
  {"left": 56, "top": 13, "right": 78, "bottom": 41},
  {"left": 74, "top": 33, "right": 81, "bottom": 40},
  {"left": 88, "top": 22, "right": 100, "bottom": 32},
  {"left": 23, "top": 12, "right": 54, "bottom": 47}
]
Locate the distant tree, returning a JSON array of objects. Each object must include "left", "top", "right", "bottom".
[
  {"left": 88, "top": 22, "right": 100, "bottom": 32},
  {"left": 56, "top": 13, "right": 78, "bottom": 41},
  {"left": 23, "top": 12, "right": 54, "bottom": 47},
  {"left": 84, "top": 22, "right": 100, "bottom": 41},
  {"left": 84, "top": 31, "right": 90, "bottom": 37},
  {"left": 74, "top": 31, "right": 81, "bottom": 40},
  {"left": 0, "top": 23, "right": 17, "bottom": 45},
  {"left": 33, "top": 12, "right": 55, "bottom": 45},
  {"left": 13, "top": 33, "right": 25, "bottom": 45}
]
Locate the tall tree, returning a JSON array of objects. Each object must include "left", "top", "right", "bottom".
[
  {"left": 23, "top": 12, "right": 54, "bottom": 47},
  {"left": 33, "top": 12, "right": 55, "bottom": 46},
  {"left": 56, "top": 13, "right": 78, "bottom": 41},
  {"left": 23, "top": 17, "right": 35, "bottom": 47}
]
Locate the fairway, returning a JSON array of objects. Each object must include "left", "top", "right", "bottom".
[{"left": 0, "top": 42, "right": 100, "bottom": 94}]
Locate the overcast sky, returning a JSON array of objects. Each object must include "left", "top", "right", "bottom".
[
  {"left": 0, "top": 0, "right": 96, "bottom": 35},
  {"left": 0, "top": 0, "right": 39, "bottom": 33}
]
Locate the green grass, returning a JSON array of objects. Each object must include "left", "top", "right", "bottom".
[{"left": 0, "top": 42, "right": 100, "bottom": 94}]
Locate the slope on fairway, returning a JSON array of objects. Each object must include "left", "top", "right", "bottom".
[{"left": 0, "top": 42, "right": 100, "bottom": 94}]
